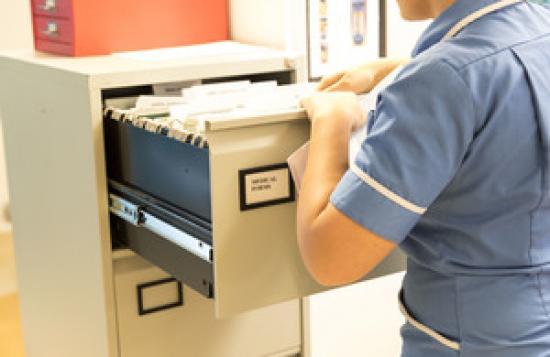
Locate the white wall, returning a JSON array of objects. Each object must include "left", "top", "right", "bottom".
[
  {"left": 0, "top": 0, "right": 33, "bottom": 50},
  {"left": 230, "top": 0, "right": 287, "bottom": 49},
  {"left": 386, "top": 1, "right": 430, "bottom": 57},
  {"left": 230, "top": 0, "right": 307, "bottom": 54},
  {"left": 0, "top": 0, "right": 33, "bottom": 230}
]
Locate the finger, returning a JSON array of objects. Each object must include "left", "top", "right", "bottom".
[
  {"left": 316, "top": 72, "right": 345, "bottom": 91},
  {"left": 325, "top": 79, "right": 352, "bottom": 92},
  {"left": 356, "top": 71, "right": 376, "bottom": 93},
  {"left": 326, "top": 71, "right": 375, "bottom": 94}
]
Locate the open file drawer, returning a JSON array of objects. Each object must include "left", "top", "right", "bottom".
[{"left": 104, "top": 107, "right": 406, "bottom": 318}]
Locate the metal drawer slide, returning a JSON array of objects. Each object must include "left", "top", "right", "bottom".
[{"left": 110, "top": 194, "right": 212, "bottom": 263}]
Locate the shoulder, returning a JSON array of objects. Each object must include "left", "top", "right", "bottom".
[
  {"left": 374, "top": 55, "right": 476, "bottom": 130},
  {"left": 408, "top": 38, "right": 504, "bottom": 79},
  {"left": 413, "top": 1, "right": 550, "bottom": 74},
  {"left": 375, "top": 54, "right": 477, "bottom": 130},
  {"left": 396, "top": 35, "right": 518, "bottom": 100},
  {"left": 391, "top": 55, "right": 470, "bottom": 99}
]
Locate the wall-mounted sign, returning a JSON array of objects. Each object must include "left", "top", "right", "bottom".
[{"left": 308, "top": 0, "right": 386, "bottom": 80}]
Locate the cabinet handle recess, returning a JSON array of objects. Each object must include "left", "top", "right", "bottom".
[
  {"left": 42, "top": 22, "right": 59, "bottom": 36},
  {"left": 41, "top": 0, "right": 57, "bottom": 11}
]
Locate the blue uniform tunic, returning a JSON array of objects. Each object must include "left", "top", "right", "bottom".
[{"left": 330, "top": 0, "right": 550, "bottom": 355}]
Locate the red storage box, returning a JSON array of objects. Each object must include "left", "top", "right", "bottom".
[{"left": 31, "top": 0, "right": 229, "bottom": 56}]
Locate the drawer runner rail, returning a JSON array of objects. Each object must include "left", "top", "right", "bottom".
[{"left": 110, "top": 193, "right": 213, "bottom": 263}]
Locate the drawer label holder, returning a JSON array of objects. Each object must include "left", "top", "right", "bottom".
[
  {"left": 109, "top": 193, "right": 213, "bottom": 263},
  {"left": 137, "top": 278, "right": 184, "bottom": 316},
  {"left": 239, "top": 163, "right": 296, "bottom": 211}
]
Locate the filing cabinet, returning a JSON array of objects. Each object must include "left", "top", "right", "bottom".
[
  {"left": 30, "top": 0, "right": 229, "bottom": 56},
  {"left": 0, "top": 43, "right": 404, "bottom": 356},
  {"left": 31, "top": 0, "right": 74, "bottom": 55}
]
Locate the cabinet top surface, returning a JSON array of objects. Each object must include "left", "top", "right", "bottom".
[{"left": 0, "top": 42, "right": 295, "bottom": 87}]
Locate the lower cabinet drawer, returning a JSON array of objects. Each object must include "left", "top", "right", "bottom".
[
  {"left": 34, "top": 39, "right": 74, "bottom": 56},
  {"left": 113, "top": 254, "right": 302, "bottom": 357}
]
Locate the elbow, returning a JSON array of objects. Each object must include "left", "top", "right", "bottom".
[
  {"left": 304, "top": 257, "right": 364, "bottom": 287},
  {"left": 297, "top": 228, "right": 365, "bottom": 288},
  {"left": 297, "top": 204, "right": 394, "bottom": 288},
  {"left": 307, "top": 268, "right": 352, "bottom": 288}
]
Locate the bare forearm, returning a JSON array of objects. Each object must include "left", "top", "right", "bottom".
[
  {"left": 296, "top": 111, "right": 394, "bottom": 286},
  {"left": 298, "top": 112, "right": 352, "bottom": 235},
  {"left": 297, "top": 92, "right": 396, "bottom": 286}
]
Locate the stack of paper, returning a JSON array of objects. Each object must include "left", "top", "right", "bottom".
[{"left": 132, "top": 80, "right": 317, "bottom": 135}]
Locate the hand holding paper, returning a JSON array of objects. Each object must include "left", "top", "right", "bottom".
[{"left": 288, "top": 66, "right": 403, "bottom": 193}]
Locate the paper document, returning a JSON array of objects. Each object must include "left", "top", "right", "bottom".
[{"left": 287, "top": 66, "right": 403, "bottom": 193}]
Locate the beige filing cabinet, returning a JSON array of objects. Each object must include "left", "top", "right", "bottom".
[{"left": 0, "top": 42, "right": 404, "bottom": 357}]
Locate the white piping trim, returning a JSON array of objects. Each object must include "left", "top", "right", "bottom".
[
  {"left": 350, "top": 163, "right": 427, "bottom": 215},
  {"left": 443, "top": 0, "right": 523, "bottom": 40},
  {"left": 399, "top": 297, "right": 461, "bottom": 351}
]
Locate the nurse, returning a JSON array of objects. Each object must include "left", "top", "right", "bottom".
[{"left": 298, "top": 0, "right": 550, "bottom": 356}]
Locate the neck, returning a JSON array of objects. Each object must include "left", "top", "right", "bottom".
[{"left": 430, "top": 0, "right": 456, "bottom": 18}]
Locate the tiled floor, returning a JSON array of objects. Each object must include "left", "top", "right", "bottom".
[
  {"left": 0, "top": 293, "right": 24, "bottom": 357},
  {"left": 0, "top": 230, "right": 24, "bottom": 357},
  {"left": 0, "top": 227, "right": 16, "bottom": 296}
]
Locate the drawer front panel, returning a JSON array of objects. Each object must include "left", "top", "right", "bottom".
[
  {"left": 31, "top": 0, "right": 73, "bottom": 18},
  {"left": 33, "top": 39, "right": 74, "bottom": 56},
  {"left": 112, "top": 256, "right": 302, "bottom": 357},
  {"left": 105, "top": 119, "right": 211, "bottom": 222},
  {"left": 33, "top": 16, "right": 74, "bottom": 44}
]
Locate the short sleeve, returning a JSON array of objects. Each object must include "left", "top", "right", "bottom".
[{"left": 330, "top": 60, "right": 476, "bottom": 244}]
